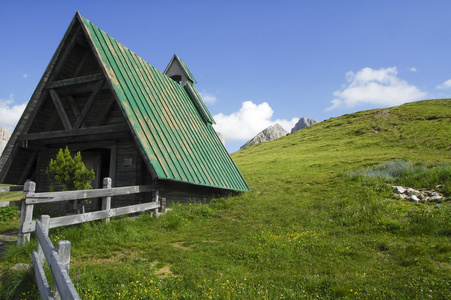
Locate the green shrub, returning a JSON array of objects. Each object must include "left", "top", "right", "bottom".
[
  {"left": 0, "top": 206, "right": 18, "bottom": 222},
  {"left": 46, "top": 147, "right": 95, "bottom": 191}
]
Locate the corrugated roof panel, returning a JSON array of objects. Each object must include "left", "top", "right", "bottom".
[
  {"left": 146, "top": 74, "right": 210, "bottom": 185},
  {"left": 109, "top": 39, "right": 191, "bottom": 181},
  {"left": 79, "top": 14, "right": 250, "bottom": 192},
  {"left": 86, "top": 21, "right": 177, "bottom": 180}
]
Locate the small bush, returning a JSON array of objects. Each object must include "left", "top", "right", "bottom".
[
  {"left": 0, "top": 206, "right": 19, "bottom": 222},
  {"left": 46, "top": 147, "right": 95, "bottom": 191}
]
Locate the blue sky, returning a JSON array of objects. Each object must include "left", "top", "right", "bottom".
[{"left": 1, "top": 1, "right": 451, "bottom": 152}]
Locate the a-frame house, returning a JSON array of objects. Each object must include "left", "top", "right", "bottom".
[{"left": 0, "top": 12, "right": 249, "bottom": 207}]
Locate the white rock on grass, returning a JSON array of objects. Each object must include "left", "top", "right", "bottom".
[
  {"left": 408, "top": 195, "right": 420, "bottom": 202},
  {"left": 429, "top": 192, "right": 443, "bottom": 202},
  {"left": 406, "top": 188, "right": 420, "bottom": 196},
  {"left": 395, "top": 193, "right": 407, "bottom": 199},
  {"left": 392, "top": 186, "right": 406, "bottom": 194}
]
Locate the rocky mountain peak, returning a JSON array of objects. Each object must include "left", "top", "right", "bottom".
[
  {"left": 291, "top": 117, "right": 317, "bottom": 133},
  {"left": 240, "top": 124, "right": 288, "bottom": 149}
]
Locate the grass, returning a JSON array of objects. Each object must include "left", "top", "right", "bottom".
[
  {"left": 0, "top": 191, "right": 22, "bottom": 203},
  {"left": 0, "top": 99, "right": 450, "bottom": 299}
]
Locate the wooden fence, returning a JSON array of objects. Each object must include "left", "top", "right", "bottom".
[
  {"left": 18, "top": 177, "right": 166, "bottom": 245},
  {"left": 18, "top": 177, "right": 166, "bottom": 299},
  {"left": 33, "top": 215, "right": 79, "bottom": 300}
]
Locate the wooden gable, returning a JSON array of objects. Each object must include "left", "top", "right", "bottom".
[{"left": 0, "top": 13, "right": 132, "bottom": 187}]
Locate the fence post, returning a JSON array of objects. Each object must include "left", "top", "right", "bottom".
[
  {"left": 57, "top": 241, "right": 71, "bottom": 273},
  {"left": 160, "top": 197, "right": 166, "bottom": 214},
  {"left": 102, "top": 177, "right": 112, "bottom": 223},
  {"left": 37, "top": 215, "right": 50, "bottom": 266},
  {"left": 152, "top": 191, "right": 159, "bottom": 217},
  {"left": 18, "top": 180, "right": 35, "bottom": 245},
  {"left": 54, "top": 240, "right": 71, "bottom": 300}
]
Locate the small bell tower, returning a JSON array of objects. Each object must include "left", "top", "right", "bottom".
[{"left": 164, "top": 54, "right": 196, "bottom": 86}]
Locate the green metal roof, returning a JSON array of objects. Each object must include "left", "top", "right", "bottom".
[{"left": 79, "top": 13, "right": 249, "bottom": 192}]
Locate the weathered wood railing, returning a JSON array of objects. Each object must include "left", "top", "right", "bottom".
[
  {"left": 33, "top": 215, "right": 79, "bottom": 300},
  {"left": 18, "top": 177, "right": 165, "bottom": 245}
]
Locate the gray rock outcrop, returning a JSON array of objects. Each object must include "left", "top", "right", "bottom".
[
  {"left": 290, "top": 117, "right": 317, "bottom": 133},
  {"left": 0, "top": 127, "right": 11, "bottom": 156},
  {"left": 240, "top": 124, "right": 288, "bottom": 149}
]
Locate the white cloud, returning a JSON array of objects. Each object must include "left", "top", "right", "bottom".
[
  {"left": 0, "top": 95, "right": 26, "bottom": 130},
  {"left": 22, "top": 73, "right": 28, "bottom": 79},
  {"left": 436, "top": 79, "right": 451, "bottom": 89},
  {"left": 199, "top": 89, "right": 217, "bottom": 104},
  {"left": 326, "top": 67, "right": 427, "bottom": 111},
  {"left": 410, "top": 67, "right": 417, "bottom": 72},
  {"left": 213, "top": 101, "right": 298, "bottom": 142}
]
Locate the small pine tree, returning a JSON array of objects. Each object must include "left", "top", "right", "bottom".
[{"left": 46, "top": 147, "right": 95, "bottom": 191}]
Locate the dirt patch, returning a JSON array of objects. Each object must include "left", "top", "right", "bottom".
[
  {"left": 170, "top": 242, "right": 192, "bottom": 250},
  {"left": 72, "top": 249, "right": 140, "bottom": 265},
  {"left": 0, "top": 230, "right": 18, "bottom": 258},
  {"left": 156, "top": 265, "right": 173, "bottom": 277},
  {"left": 150, "top": 260, "right": 175, "bottom": 278}
]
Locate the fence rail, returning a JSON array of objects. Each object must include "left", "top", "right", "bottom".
[
  {"left": 18, "top": 177, "right": 165, "bottom": 245},
  {"left": 24, "top": 185, "right": 154, "bottom": 204},
  {"left": 22, "top": 201, "right": 160, "bottom": 234},
  {"left": 33, "top": 215, "right": 80, "bottom": 300}
]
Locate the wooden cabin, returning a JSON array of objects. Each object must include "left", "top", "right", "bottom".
[{"left": 0, "top": 12, "right": 249, "bottom": 210}]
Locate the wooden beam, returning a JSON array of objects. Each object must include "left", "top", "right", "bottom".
[
  {"left": 74, "top": 79, "right": 104, "bottom": 128},
  {"left": 46, "top": 73, "right": 104, "bottom": 89},
  {"left": 47, "top": 74, "right": 103, "bottom": 89},
  {"left": 18, "top": 124, "right": 128, "bottom": 142},
  {"left": 49, "top": 89, "right": 72, "bottom": 130}
]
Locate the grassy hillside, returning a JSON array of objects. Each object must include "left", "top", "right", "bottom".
[{"left": 1, "top": 99, "right": 450, "bottom": 299}]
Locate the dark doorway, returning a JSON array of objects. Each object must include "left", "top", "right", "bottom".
[
  {"left": 81, "top": 148, "right": 111, "bottom": 188},
  {"left": 81, "top": 148, "right": 112, "bottom": 210}
]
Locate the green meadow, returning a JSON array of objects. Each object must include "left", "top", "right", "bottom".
[{"left": 1, "top": 99, "right": 450, "bottom": 299}]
